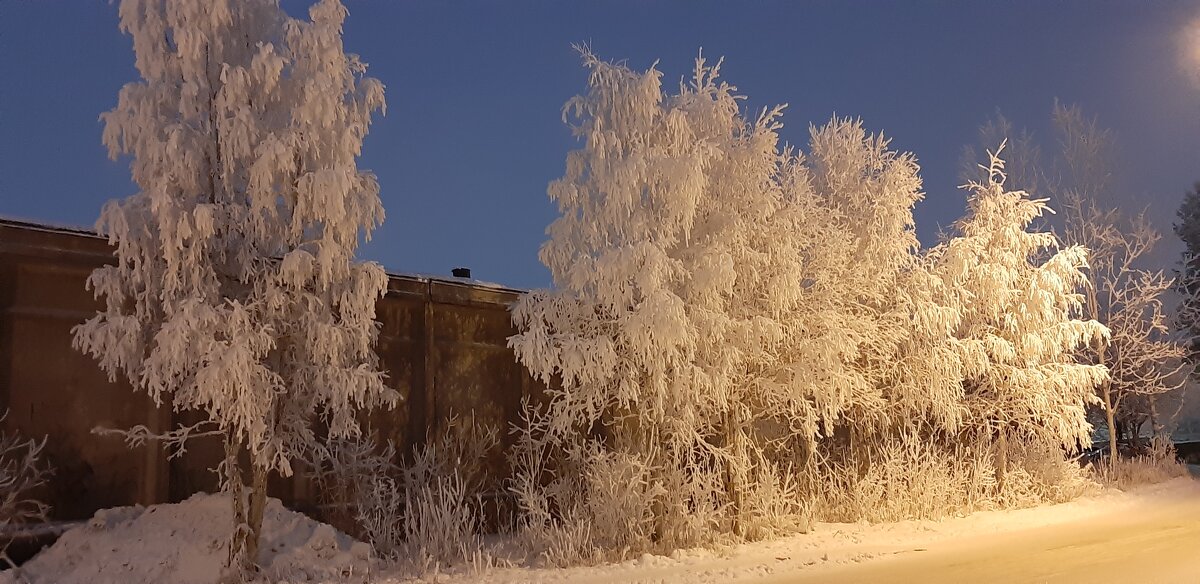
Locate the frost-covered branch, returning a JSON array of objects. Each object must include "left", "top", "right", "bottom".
[{"left": 92, "top": 421, "right": 223, "bottom": 460}]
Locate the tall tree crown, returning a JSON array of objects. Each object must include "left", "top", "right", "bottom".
[{"left": 74, "top": 0, "right": 394, "bottom": 476}]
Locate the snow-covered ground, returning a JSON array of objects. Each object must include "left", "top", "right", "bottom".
[
  {"left": 409, "top": 473, "right": 1200, "bottom": 584},
  {"left": 5, "top": 474, "right": 1198, "bottom": 584}
]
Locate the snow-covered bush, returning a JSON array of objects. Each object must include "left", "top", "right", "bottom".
[
  {"left": 307, "top": 434, "right": 397, "bottom": 536},
  {"left": 509, "top": 431, "right": 680, "bottom": 566},
  {"left": 340, "top": 416, "right": 499, "bottom": 575},
  {"left": 358, "top": 472, "right": 485, "bottom": 575},
  {"left": 992, "top": 437, "right": 1095, "bottom": 507},
  {"left": 72, "top": 0, "right": 394, "bottom": 572},
  {"left": 803, "top": 434, "right": 993, "bottom": 523},
  {"left": 734, "top": 458, "right": 811, "bottom": 540},
  {"left": 1091, "top": 435, "right": 1189, "bottom": 489},
  {"left": 0, "top": 415, "right": 52, "bottom": 567}
]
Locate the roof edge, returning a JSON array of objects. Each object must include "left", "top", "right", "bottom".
[{"left": 0, "top": 216, "right": 527, "bottom": 295}]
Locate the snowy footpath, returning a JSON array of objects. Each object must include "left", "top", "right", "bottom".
[{"left": 423, "top": 473, "right": 1200, "bottom": 584}]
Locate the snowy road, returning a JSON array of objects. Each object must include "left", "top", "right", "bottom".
[{"left": 781, "top": 476, "right": 1200, "bottom": 584}]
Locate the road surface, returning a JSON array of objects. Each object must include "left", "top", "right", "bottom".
[{"left": 781, "top": 471, "right": 1200, "bottom": 584}]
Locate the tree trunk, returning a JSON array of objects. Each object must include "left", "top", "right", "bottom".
[
  {"left": 722, "top": 408, "right": 747, "bottom": 538},
  {"left": 223, "top": 422, "right": 269, "bottom": 579},
  {"left": 245, "top": 461, "right": 269, "bottom": 569},
  {"left": 227, "top": 454, "right": 269, "bottom": 579},
  {"left": 995, "top": 428, "right": 1008, "bottom": 490},
  {"left": 224, "top": 436, "right": 251, "bottom": 581},
  {"left": 1101, "top": 383, "right": 1118, "bottom": 466},
  {"left": 1129, "top": 416, "right": 1144, "bottom": 451},
  {"left": 1149, "top": 395, "right": 1162, "bottom": 437},
  {"left": 230, "top": 353, "right": 282, "bottom": 576}
]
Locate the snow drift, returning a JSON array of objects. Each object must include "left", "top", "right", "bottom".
[{"left": 2, "top": 493, "right": 370, "bottom": 584}]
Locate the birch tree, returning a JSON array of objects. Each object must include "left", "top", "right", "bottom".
[
  {"left": 509, "top": 49, "right": 940, "bottom": 555},
  {"left": 72, "top": 0, "right": 394, "bottom": 573},
  {"left": 510, "top": 50, "right": 847, "bottom": 553},
  {"left": 964, "top": 104, "right": 1192, "bottom": 462},
  {"left": 1062, "top": 190, "right": 1190, "bottom": 462},
  {"left": 800, "top": 118, "right": 935, "bottom": 444},
  {"left": 934, "top": 147, "right": 1108, "bottom": 479}
]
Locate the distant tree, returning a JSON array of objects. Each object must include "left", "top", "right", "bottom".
[
  {"left": 1174, "top": 182, "right": 1200, "bottom": 362},
  {"left": 959, "top": 110, "right": 1044, "bottom": 196},
  {"left": 1064, "top": 197, "right": 1188, "bottom": 461},
  {"left": 72, "top": 0, "right": 394, "bottom": 574}
]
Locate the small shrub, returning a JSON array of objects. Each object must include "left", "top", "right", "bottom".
[
  {"left": 1091, "top": 435, "right": 1189, "bottom": 489},
  {"left": 805, "top": 437, "right": 985, "bottom": 523},
  {"left": 801, "top": 433, "right": 1093, "bottom": 524},
  {"left": 0, "top": 412, "right": 53, "bottom": 567},
  {"left": 997, "top": 438, "right": 1095, "bottom": 506},
  {"left": 311, "top": 414, "right": 500, "bottom": 576},
  {"left": 307, "top": 433, "right": 397, "bottom": 536},
  {"left": 735, "top": 459, "right": 811, "bottom": 541}
]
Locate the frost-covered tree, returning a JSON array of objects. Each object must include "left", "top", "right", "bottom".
[
  {"left": 72, "top": 0, "right": 394, "bottom": 572},
  {"left": 510, "top": 50, "right": 849, "bottom": 553},
  {"left": 934, "top": 147, "right": 1108, "bottom": 479},
  {"left": 512, "top": 50, "right": 1120, "bottom": 562},
  {"left": 966, "top": 104, "right": 1192, "bottom": 460},
  {"left": 799, "top": 118, "right": 937, "bottom": 443},
  {"left": 509, "top": 48, "right": 943, "bottom": 557}
]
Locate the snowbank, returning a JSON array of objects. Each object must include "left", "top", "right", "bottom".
[{"left": 2, "top": 493, "right": 370, "bottom": 584}]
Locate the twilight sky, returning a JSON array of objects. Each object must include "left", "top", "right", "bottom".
[{"left": 2, "top": 1, "right": 1200, "bottom": 289}]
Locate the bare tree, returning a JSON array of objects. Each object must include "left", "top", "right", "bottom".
[
  {"left": 1051, "top": 104, "right": 1193, "bottom": 463},
  {"left": 1064, "top": 197, "right": 1191, "bottom": 463}
]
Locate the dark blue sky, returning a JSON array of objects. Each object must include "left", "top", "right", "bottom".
[{"left": 2, "top": 1, "right": 1199, "bottom": 289}]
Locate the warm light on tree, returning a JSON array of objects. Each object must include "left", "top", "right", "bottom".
[{"left": 72, "top": 0, "right": 394, "bottom": 575}]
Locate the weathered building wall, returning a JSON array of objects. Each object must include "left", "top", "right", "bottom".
[{"left": 0, "top": 218, "right": 542, "bottom": 521}]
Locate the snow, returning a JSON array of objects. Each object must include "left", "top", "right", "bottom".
[
  {"left": 0, "top": 215, "right": 100, "bottom": 238},
  {"left": 5, "top": 478, "right": 1198, "bottom": 583},
  {"left": 1, "top": 493, "right": 370, "bottom": 584},
  {"left": 376, "top": 476, "right": 1200, "bottom": 584},
  {"left": 389, "top": 271, "right": 522, "bottom": 293}
]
